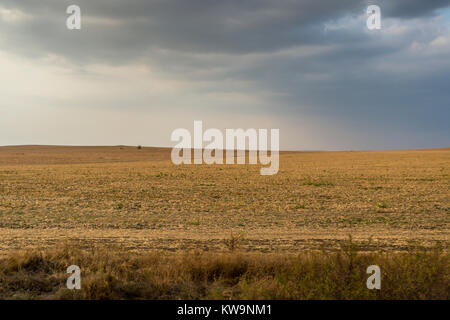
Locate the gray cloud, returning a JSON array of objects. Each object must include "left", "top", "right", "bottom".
[
  {"left": 376, "top": 0, "right": 450, "bottom": 18},
  {"left": 0, "top": 0, "right": 449, "bottom": 149},
  {"left": 2, "top": 0, "right": 448, "bottom": 60}
]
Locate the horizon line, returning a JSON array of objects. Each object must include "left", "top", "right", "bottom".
[{"left": 1, "top": 144, "right": 449, "bottom": 153}]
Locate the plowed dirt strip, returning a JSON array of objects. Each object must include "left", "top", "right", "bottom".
[{"left": 0, "top": 227, "right": 447, "bottom": 256}]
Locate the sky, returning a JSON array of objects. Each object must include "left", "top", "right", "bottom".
[{"left": 0, "top": 0, "right": 449, "bottom": 150}]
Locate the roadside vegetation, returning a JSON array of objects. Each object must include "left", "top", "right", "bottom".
[{"left": 0, "top": 240, "right": 447, "bottom": 300}]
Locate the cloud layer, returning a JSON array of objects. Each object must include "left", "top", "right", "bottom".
[{"left": 0, "top": 0, "right": 449, "bottom": 149}]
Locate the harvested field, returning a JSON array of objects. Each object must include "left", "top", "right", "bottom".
[
  {"left": 0, "top": 146, "right": 448, "bottom": 255},
  {"left": 0, "top": 146, "right": 448, "bottom": 299}
]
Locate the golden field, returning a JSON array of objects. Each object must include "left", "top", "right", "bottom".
[
  {"left": 0, "top": 145, "right": 448, "bottom": 253},
  {"left": 0, "top": 146, "right": 448, "bottom": 299}
]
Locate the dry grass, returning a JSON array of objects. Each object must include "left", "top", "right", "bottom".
[{"left": 0, "top": 240, "right": 447, "bottom": 300}]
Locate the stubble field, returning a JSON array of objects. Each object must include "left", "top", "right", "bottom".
[{"left": 0, "top": 146, "right": 448, "bottom": 299}]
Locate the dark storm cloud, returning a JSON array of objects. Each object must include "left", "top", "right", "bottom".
[
  {"left": 1, "top": 0, "right": 448, "bottom": 60},
  {"left": 0, "top": 0, "right": 362, "bottom": 60},
  {"left": 376, "top": 0, "right": 450, "bottom": 18},
  {"left": 1, "top": 0, "right": 449, "bottom": 149}
]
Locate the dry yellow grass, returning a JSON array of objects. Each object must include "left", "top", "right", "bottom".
[
  {"left": 0, "top": 146, "right": 448, "bottom": 255},
  {"left": 0, "top": 241, "right": 448, "bottom": 299}
]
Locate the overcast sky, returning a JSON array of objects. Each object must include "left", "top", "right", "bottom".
[{"left": 0, "top": 0, "right": 449, "bottom": 150}]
